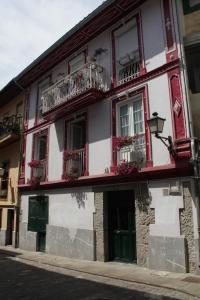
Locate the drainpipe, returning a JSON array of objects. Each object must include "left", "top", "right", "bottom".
[
  {"left": 175, "top": 0, "right": 200, "bottom": 267},
  {"left": 13, "top": 78, "right": 25, "bottom": 248}
]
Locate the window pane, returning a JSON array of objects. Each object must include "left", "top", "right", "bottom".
[
  {"left": 39, "top": 136, "right": 47, "bottom": 160},
  {"left": 133, "top": 99, "right": 144, "bottom": 134},
  {"left": 120, "top": 105, "right": 129, "bottom": 136},
  {"left": 69, "top": 53, "right": 85, "bottom": 74}
]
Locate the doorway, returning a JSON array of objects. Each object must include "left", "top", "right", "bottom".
[
  {"left": 28, "top": 196, "right": 48, "bottom": 252},
  {"left": 108, "top": 190, "right": 136, "bottom": 263},
  {"left": 6, "top": 209, "right": 14, "bottom": 245}
]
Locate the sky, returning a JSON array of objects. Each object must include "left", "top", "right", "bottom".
[{"left": 0, "top": 0, "right": 104, "bottom": 90}]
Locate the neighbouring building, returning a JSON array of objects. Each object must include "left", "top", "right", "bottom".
[
  {"left": 3, "top": 0, "right": 198, "bottom": 273},
  {"left": 0, "top": 81, "right": 25, "bottom": 246}
]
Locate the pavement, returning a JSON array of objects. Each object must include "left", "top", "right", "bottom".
[{"left": 0, "top": 246, "right": 200, "bottom": 300}]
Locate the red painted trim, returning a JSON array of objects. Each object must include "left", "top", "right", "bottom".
[
  {"left": 111, "top": 85, "right": 152, "bottom": 170},
  {"left": 19, "top": 161, "right": 193, "bottom": 191},
  {"left": 111, "top": 12, "right": 146, "bottom": 88},
  {"left": 106, "top": 59, "right": 180, "bottom": 98},
  {"left": 136, "top": 12, "right": 146, "bottom": 74},
  {"left": 29, "top": 128, "right": 49, "bottom": 184},
  {"left": 23, "top": 89, "right": 30, "bottom": 131},
  {"left": 168, "top": 67, "right": 186, "bottom": 140},
  {"left": 162, "top": 0, "right": 178, "bottom": 62},
  {"left": 24, "top": 120, "right": 52, "bottom": 135},
  {"left": 24, "top": 59, "right": 180, "bottom": 134},
  {"left": 19, "top": 133, "right": 27, "bottom": 185}
]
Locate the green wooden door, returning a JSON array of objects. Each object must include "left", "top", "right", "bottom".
[
  {"left": 28, "top": 196, "right": 48, "bottom": 252},
  {"left": 108, "top": 190, "right": 136, "bottom": 263}
]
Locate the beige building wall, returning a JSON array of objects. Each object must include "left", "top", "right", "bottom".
[{"left": 0, "top": 93, "right": 24, "bottom": 244}]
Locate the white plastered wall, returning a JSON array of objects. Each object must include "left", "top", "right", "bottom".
[
  {"left": 142, "top": 0, "right": 166, "bottom": 72},
  {"left": 149, "top": 178, "right": 198, "bottom": 238},
  {"left": 48, "top": 120, "right": 64, "bottom": 181},
  {"left": 88, "top": 99, "right": 111, "bottom": 175},
  {"left": 148, "top": 74, "right": 173, "bottom": 166},
  {"left": 20, "top": 189, "right": 95, "bottom": 232},
  {"left": 25, "top": 132, "right": 33, "bottom": 183}
]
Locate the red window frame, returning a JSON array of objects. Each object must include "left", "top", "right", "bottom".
[
  {"left": 111, "top": 13, "right": 146, "bottom": 87},
  {"left": 30, "top": 128, "right": 49, "bottom": 182},
  {"left": 111, "top": 86, "right": 152, "bottom": 171},
  {"left": 62, "top": 112, "right": 89, "bottom": 180}
]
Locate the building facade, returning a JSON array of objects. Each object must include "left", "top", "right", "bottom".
[
  {"left": 0, "top": 82, "right": 25, "bottom": 246},
  {"left": 13, "top": 0, "right": 200, "bottom": 273}
]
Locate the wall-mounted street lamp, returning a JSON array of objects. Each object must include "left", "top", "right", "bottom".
[{"left": 147, "top": 112, "right": 175, "bottom": 156}]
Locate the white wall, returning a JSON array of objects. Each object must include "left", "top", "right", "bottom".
[
  {"left": 142, "top": 0, "right": 166, "bottom": 72},
  {"left": 148, "top": 74, "right": 173, "bottom": 166},
  {"left": 149, "top": 179, "right": 184, "bottom": 237},
  {"left": 25, "top": 132, "right": 33, "bottom": 183},
  {"left": 49, "top": 190, "right": 95, "bottom": 230},
  {"left": 20, "top": 189, "right": 95, "bottom": 231},
  {"left": 48, "top": 120, "right": 64, "bottom": 181},
  {"left": 88, "top": 99, "right": 111, "bottom": 175}
]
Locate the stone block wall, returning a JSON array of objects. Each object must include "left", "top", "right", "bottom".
[{"left": 135, "top": 183, "right": 155, "bottom": 267}]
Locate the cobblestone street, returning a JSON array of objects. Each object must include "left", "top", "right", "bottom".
[{"left": 0, "top": 250, "right": 199, "bottom": 300}]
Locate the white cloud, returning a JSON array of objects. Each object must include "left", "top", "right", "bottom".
[{"left": 0, "top": 0, "right": 104, "bottom": 89}]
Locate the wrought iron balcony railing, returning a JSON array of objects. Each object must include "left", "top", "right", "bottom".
[
  {"left": 28, "top": 160, "right": 47, "bottom": 184},
  {"left": 118, "top": 60, "right": 140, "bottom": 85},
  {"left": 41, "top": 63, "right": 107, "bottom": 114},
  {"left": 65, "top": 148, "right": 85, "bottom": 180},
  {"left": 112, "top": 134, "right": 146, "bottom": 175},
  {"left": 0, "top": 115, "right": 22, "bottom": 141}
]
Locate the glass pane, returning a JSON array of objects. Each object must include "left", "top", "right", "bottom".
[
  {"left": 120, "top": 105, "right": 129, "bottom": 136},
  {"left": 133, "top": 99, "right": 144, "bottom": 134},
  {"left": 39, "top": 136, "right": 47, "bottom": 160}
]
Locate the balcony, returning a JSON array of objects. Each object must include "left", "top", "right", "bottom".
[
  {"left": 112, "top": 135, "right": 146, "bottom": 175},
  {"left": 118, "top": 60, "right": 140, "bottom": 86},
  {"left": 0, "top": 115, "right": 22, "bottom": 148},
  {"left": 41, "top": 63, "right": 107, "bottom": 120},
  {"left": 28, "top": 160, "right": 47, "bottom": 186},
  {"left": 64, "top": 148, "right": 85, "bottom": 180}
]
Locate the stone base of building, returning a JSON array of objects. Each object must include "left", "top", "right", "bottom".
[
  {"left": 46, "top": 225, "right": 95, "bottom": 260},
  {"left": 19, "top": 223, "right": 37, "bottom": 252},
  {"left": 0, "top": 229, "right": 7, "bottom": 246},
  {"left": 149, "top": 236, "right": 187, "bottom": 273}
]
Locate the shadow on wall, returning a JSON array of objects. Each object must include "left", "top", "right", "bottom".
[{"left": 71, "top": 192, "right": 87, "bottom": 209}]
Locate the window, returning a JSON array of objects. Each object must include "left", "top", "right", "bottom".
[
  {"left": 0, "top": 161, "right": 9, "bottom": 198},
  {"left": 68, "top": 52, "right": 85, "bottom": 74},
  {"left": 117, "top": 95, "right": 145, "bottom": 165},
  {"left": 118, "top": 95, "right": 144, "bottom": 137},
  {"left": 114, "top": 18, "right": 140, "bottom": 85},
  {"left": 31, "top": 132, "right": 48, "bottom": 182},
  {"left": 185, "top": 44, "right": 200, "bottom": 93},
  {"left": 183, "top": 0, "right": 200, "bottom": 14},
  {"left": 64, "top": 118, "right": 87, "bottom": 178}
]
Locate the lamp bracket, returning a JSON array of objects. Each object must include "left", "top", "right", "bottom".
[{"left": 155, "top": 133, "right": 175, "bottom": 156}]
